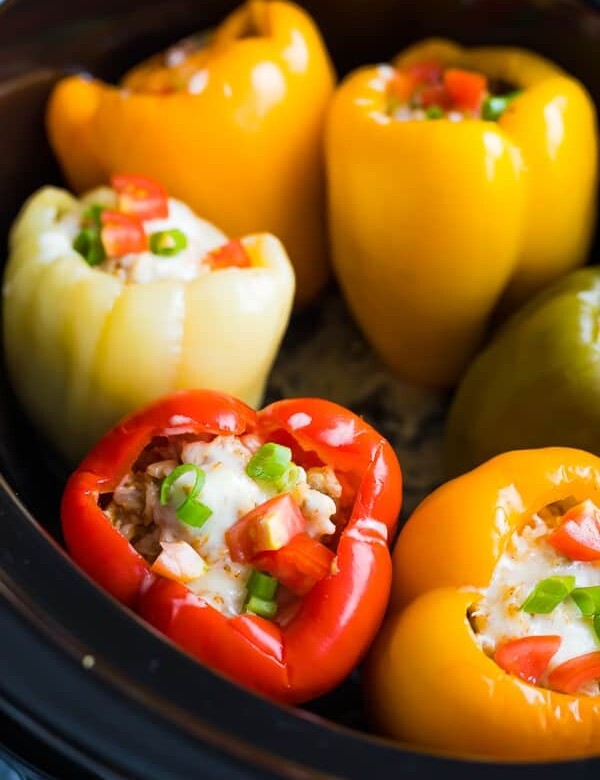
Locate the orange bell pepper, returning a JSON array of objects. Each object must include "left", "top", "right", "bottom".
[
  {"left": 364, "top": 448, "right": 600, "bottom": 761},
  {"left": 46, "top": 0, "right": 335, "bottom": 307}
]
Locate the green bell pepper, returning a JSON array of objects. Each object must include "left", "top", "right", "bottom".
[{"left": 443, "top": 266, "right": 600, "bottom": 479}]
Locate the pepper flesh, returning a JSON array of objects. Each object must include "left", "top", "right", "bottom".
[
  {"left": 444, "top": 267, "right": 600, "bottom": 479},
  {"left": 60, "top": 390, "right": 402, "bottom": 704},
  {"left": 46, "top": 0, "right": 335, "bottom": 308},
  {"left": 1, "top": 185, "right": 294, "bottom": 464},
  {"left": 325, "top": 38, "right": 598, "bottom": 387},
  {"left": 364, "top": 448, "right": 600, "bottom": 761}
]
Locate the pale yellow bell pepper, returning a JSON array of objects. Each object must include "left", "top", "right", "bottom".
[
  {"left": 2, "top": 184, "right": 294, "bottom": 464},
  {"left": 325, "top": 38, "right": 598, "bottom": 387}
]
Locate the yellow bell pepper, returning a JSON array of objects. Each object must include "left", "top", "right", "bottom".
[
  {"left": 2, "top": 182, "right": 294, "bottom": 464},
  {"left": 325, "top": 38, "right": 598, "bottom": 387},
  {"left": 45, "top": 0, "right": 335, "bottom": 308},
  {"left": 364, "top": 447, "right": 600, "bottom": 761}
]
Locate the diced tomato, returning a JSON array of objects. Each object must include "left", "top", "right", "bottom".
[
  {"left": 494, "top": 635, "right": 561, "bottom": 685},
  {"left": 417, "top": 84, "right": 452, "bottom": 110},
  {"left": 407, "top": 60, "right": 443, "bottom": 85},
  {"left": 443, "top": 68, "right": 488, "bottom": 112},
  {"left": 252, "top": 532, "right": 335, "bottom": 596},
  {"left": 548, "top": 500, "right": 600, "bottom": 561},
  {"left": 151, "top": 541, "right": 207, "bottom": 583},
  {"left": 388, "top": 70, "right": 415, "bottom": 103},
  {"left": 548, "top": 651, "right": 600, "bottom": 694},
  {"left": 226, "top": 494, "right": 306, "bottom": 564},
  {"left": 100, "top": 210, "right": 147, "bottom": 256},
  {"left": 205, "top": 239, "right": 252, "bottom": 270},
  {"left": 111, "top": 173, "right": 169, "bottom": 221}
]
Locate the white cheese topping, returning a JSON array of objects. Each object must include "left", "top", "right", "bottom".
[
  {"left": 143, "top": 435, "right": 339, "bottom": 617},
  {"left": 473, "top": 513, "right": 600, "bottom": 694},
  {"left": 391, "top": 105, "right": 473, "bottom": 122},
  {"left": 180, "top": 436, "right": 277, "bottom": 562}
]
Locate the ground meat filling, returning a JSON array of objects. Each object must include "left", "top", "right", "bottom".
[
  {"left": 103, "top": 433, "right": 344, "bottom": 618},
  {"left": 470, "top": 498, "right": 600, "bottom": 696}
]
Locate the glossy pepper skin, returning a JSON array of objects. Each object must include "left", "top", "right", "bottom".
[
  {"left": 60, "top": 389, "right": 402, "bottom": 704},
  {"left": 444, "top": 267, "right": 600, "bottom": 479},
  {"left": 325, "top": 38, "right": 598, "bottom": 387},
  {"left": 46, "top": 0, "right": 335, "bottom": 308},
  {"left": 364, "top": 448, "right": 600, "bottom": 761},
  {"left": 2, "top": 185, "right": 294, "bottom": 464}
]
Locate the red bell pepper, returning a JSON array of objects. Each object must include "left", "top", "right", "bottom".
[{"left": 60, "top": 389, "right": 402, "bottom": 704}]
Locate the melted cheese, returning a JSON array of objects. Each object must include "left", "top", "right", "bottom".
[
  {"left": 392, "top": 106, "right": 467, "bottom": 122},
  {"left": 180, "top": 436, "right": 276, "bottom": 562},
  {"left": 150, "top": 435, "right": 338, "bottom": 617},
  {"left": 474, "top": 514, "right": 600, "bottom": 693}
]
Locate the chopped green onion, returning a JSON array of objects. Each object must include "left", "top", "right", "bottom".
[
  {"left": 482, "top": 91, "right": 522, "bottom": 121},
  {"left": 160, "top": 464, "right": 212, "bottom": 528},
  {"left": 571, "top": 586, "right": 600, "bottom": 617},
  {"left": 176, "top": 499, "right": 212, "bottom": 528},
  {"left": 425, "top": 105, "right": 444, "bottom": 120},
  {"left": 245, "top": 595, "right": 278, "bottom": 619},
  {"left": 594, "top": 615, "right": 600, "bottom": 642},
  {"left": 244, "top": 442, "right": 303, "bottom": 491},
  {"left": 160, "top": 463, "right": 205, "bottom": 506},
  {"left": 149, "top": 229, "right": 188, "bottom": 257},
  {"left": 247, "top": 569, "right": 278, "bottom": 601},
  {"left": 87, "top": 240, "right": 106, "bottom": 266},
  {"left": 73, "top": 204, "right": 107, "bottom": 266},
  {"left": 73, "top": 228, "right": 94, "bottom": 255},
  {"left": 246, "top": 443, "right": 292, "bottom": 483},
  {"left": 520, "top": 575, "right": 576, "bottom": 614},
  {"left": 243, "top": 570, "right": 279, "bottom": 619},
  {"left": 83, "top": 203, "right": 104, "bottom": 228},
  {"left": 73, "top": 228, "right": 106, "bottom": 266},
  {"left": 274, "top": 463, "right": 302, "bottom": 492}
]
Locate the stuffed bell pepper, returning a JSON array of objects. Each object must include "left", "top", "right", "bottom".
[
  {"left": 365, "top": 448, "right": 600, "bottom": 761},
  {"left": 60, "top": 389, "right": 402, "bottom": 703},
  {"left": 444, "top": 266, "right": 600, "bottom": 479},
  {"left": 46, "top": 0, "right": 335, "bottom": 308},
  {"left": 2, "top": 173, "right": 294, "bottom": 464},
  {"left": 325, "top": 38, "right": 598, "bottom": 387}
]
